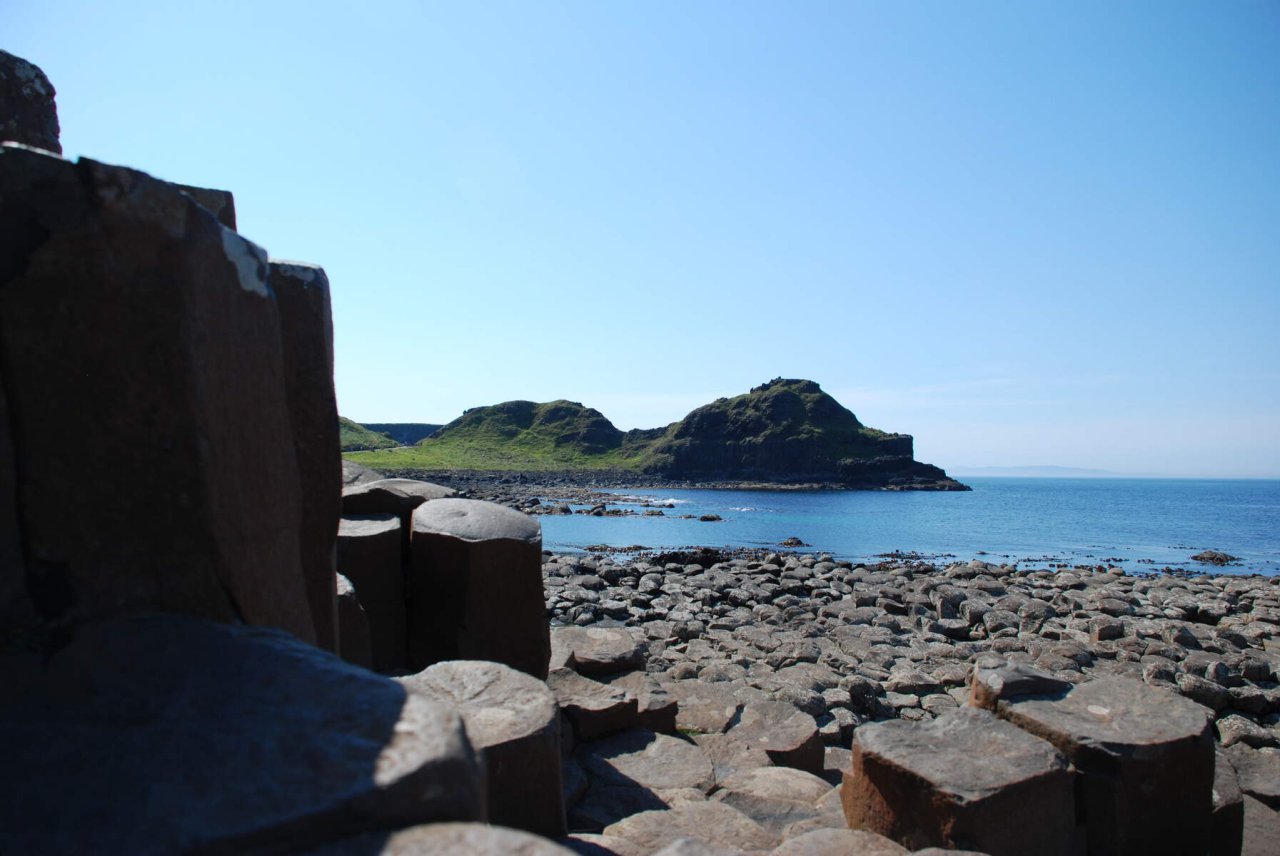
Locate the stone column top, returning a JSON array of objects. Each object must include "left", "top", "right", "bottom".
[
  {"left": 411, "top": 498, "right": 540, "bottom": 544},
  {"left": 338, "top": 514, "right": 400, "bottom": 537},
  {"left": 399, "top": 660, "right": 557, "bottom": 748},
  {"left": 362, "top": 478, "right": 457, "bottom": 501},
  {"left": 855, "top": 707, "right": 1067, "bottom": 803},
  {"left": 998, "top": 676, "right": 1211, "bottom": 758}
]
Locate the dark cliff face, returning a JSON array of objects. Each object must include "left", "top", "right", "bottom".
[{"left": 642, "top": 378, "right": 934, "bottom": 483}]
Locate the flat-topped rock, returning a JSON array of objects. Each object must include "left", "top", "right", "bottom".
[
  {"left": 603, "top": 671, "right": 677, "bottom": 733},
  {"left": 363, "top": 478, "right": 457, "bottom": 502},
  {"left": 549, "top": 668, "right": 640, "bottom": 741},
  {"left": 0, "top": 614, "right": 485, "bottom": 854},
  {"left": 552, "top": 627, "right": 648, "bottom": 677},
  {"left": 408, "top": 499, "right": 548, "bottom": 677},
  {"left": 343, "top": 459, "right": 384, "bottom": 487},
  {"left": 1226, "top": 743, "right": 1280, "bottom": 810},
  {"left": 400, "top": 660, "right": 564, "bottom": 837},
  {"left": 578, "top": 728, "right": 716, "bottom": 794},
  {"left": 711, "top": 767, "right": 831, "bottom": 833},
  {"left": 968, "top": 660, "right": 1071, "bottom": 711},
  {"left": 726, "top": 700, "right": 823, "bottom": 775},
  {"left": 666, "top": 680, "right": 744, "bottom": 735},
  {"left": 413, "top": 497, "right": 541, "bottom": 543},
  {"left": 1213, "top": 749, "right": 1245, "bottom": 856},
  {"left": 997, "top": 676, "right": 1213, "bottom": 855},
  {"left": 773, "top": 828, "right": 909, "bottom": 855},
  {"left": 337, "top": 514, "right": 405, "bottom": 672},
  {"left": 309, "top": 822, "right": 577, "bottom": 855},
  {"left": 604, "top": 801, "right": 777, "bottom": 853},
  {"left": 561, "top": 833, "right": 647, "bottom": 856},
  {"left": 842, "top": 707, "right": 1073, "bottom": 855}
]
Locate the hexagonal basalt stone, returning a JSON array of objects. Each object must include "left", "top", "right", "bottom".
[
  {"left": 842, "top": 707, "right": 1074, "bottom": 855},
  {"left": 399, "top": 660, "right": 564, "bottom": 838},
  {"left": 996, "top": 676, "right": 1214, "bottom": 856},
  {"left": 409, "top": 499, "right": 549, "bottom": 678}
]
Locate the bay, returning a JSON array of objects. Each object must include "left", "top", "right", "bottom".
[{"left": 538, "top": 477, "right": 1280, "bottom": 576}]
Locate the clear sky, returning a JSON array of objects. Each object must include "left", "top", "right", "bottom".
[{"left": 7, "top": 1, "right": 1279, "bottom": 477}]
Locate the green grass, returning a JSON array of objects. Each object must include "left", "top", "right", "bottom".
[{"left": 338, "top": 417, "right": 398, "bottom": 451}]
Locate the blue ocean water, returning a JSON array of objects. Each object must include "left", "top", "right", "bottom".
[{"left": 538, "top": 478, "right": 1280, "bottom": 576}]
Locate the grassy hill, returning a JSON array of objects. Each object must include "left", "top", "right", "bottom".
[
  {"left": 347, "top": 400, "right": 661, "bottom": 471},
  {"left": 343, "top": 379, "right": 963, "bottom": 489},
  {"left": 338, "top": 417, "right": 398, "bottom": 451}
]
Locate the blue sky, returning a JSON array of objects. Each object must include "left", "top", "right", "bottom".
[{"left": 7, "top": 1, "right": 1279, "bottom": 476}]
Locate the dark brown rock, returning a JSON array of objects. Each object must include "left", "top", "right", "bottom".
[
  {"left": 335, "top": 573, "right": 373, "bottom": 669},
  {"left": 0, "top": 614, "right": 485, "bottom": 854},
  {"left": 997, "top": 676, "right": 1214, "bottom": 855},
  {"left": 0, "top": 147, "right": 315, "bottom": 645},
  {"left": 408, "top": 498, "right": 549, "bottom": 678},
  {"left": 337, "top": 515, "right": 405, "bottom": 672},
  {"left": 0, "top": 51, "right": 60, "bottom": 153},
  {"left": 272, "top": 260, "right": 341, "bottom": 652},
  {"left": 842, "top": 707, "right": 1074, "bottom": 856},
  {"left": 173, "top": 183, "right": 236, "bottom": 229},
  {"left": 400, "top": 660, "right": 565, "bottom": 837}
]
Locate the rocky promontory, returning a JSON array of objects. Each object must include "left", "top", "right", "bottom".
[{"left": 346, "top": 378, "right": 968, "bottom": 491}]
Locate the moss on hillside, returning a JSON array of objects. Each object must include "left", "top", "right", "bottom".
[{"left": 338, "top": 417, "right": 397, "bottom": 451}]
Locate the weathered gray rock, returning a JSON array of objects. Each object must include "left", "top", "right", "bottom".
[
  {"left": 363, "top": 478, "right": 457, "bottom": 502},
  {"left": 337, "top": 515, "right": 405, "bottom": 672},
  {"left": 652, "top": 838, "right": 740, "bottom": 856},
  {"left": 552, "top": 626, "right": 648, "bottom": 677},
  {"left": 997, "top": 676, "right": 1213, "bottom": 855},
  {"left": 343, "top": 459, "right": 384, "bottom": 487},
  {"left": 968, "top": 660, "right": 1071, "bottom": 711},
  {"left": 1242, "top": 795, "right": 1280, "bottom": 856},
  {"left": 0, "top": 147, "right": 316, "bottom": 646},
  {"left": 578, "top": 728, "right": 716, "bottom": 794},
  {"left": 561, "top": 833, "right": 648, "bottom": 856},
  {"left": 335, "top": 573, "right": 373, "bottom": 669},
  {"left": 726, "top": 700, "right": 824, "bottom": 776},
  {"left": 310, "top": 822, "right": 577, "bottom": 855},
  {"left": 569, "top": 784, "right": 671, "bottom": 833},
  {"left": 842, "top": 707, "right": 1074, "bottom": 856},
  {"left": 400, "top": 660, "right": 564, "bottom": 837},
  {"left": 666, "top": 680, "right": 744, "bottom": 734},
  {"left": 549, "top": 668, "right": 640, "bottom": 741},
  {"left": 603, "top": 671, "right": 677, "bottom": 733},
  {"left": 604, "top": 802, "right": 777, "bottom": 853},
  {"left": 1226, "top": 744, "right": 1280, "bottom": 809},
  {"left": 0, "top": 614, "right": 485, "bottom": 854},
  {"left": 272, "top": 259, "right": 341, "bottom": 652},
  {"left": 0, "top": 51, "right": 60, "bottom": 153},
  {"left": 711, "top": 766, "right": 831, "bottom": 833},
  {"left": 773, "top": 828, "right": 909, "bottom": 855},
  {"left": 409, "top": 499, "right": 549, "bottom": 677},
  {"left": 1214, "top": 749, "right": 1245, "bottom": 856}
]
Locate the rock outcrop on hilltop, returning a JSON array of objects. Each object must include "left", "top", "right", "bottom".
[{"left": 642, "top": 378, "right": 963, "bottom": 489}]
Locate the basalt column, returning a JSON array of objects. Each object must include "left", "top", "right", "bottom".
[
  {"left": 271, "top": 260, "right": 341, "bottom": 652},
  {"left": 407, "top": 498, "right": 549, "bottom": 678},
  {"left": 0, "top": 145, "right": 316, "bottom": 644}
]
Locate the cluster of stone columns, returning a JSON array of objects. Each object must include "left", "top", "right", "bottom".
[{"left": 841, "top": 661, "right": 1218, "bottom": 855}]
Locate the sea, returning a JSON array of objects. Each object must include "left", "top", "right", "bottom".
[{"left": 538, "top": 477, "right": 1280, "bottom": 576}]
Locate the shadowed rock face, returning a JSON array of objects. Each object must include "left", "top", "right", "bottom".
[
  {"left": 0, "top": 614, "right": 486, "bottom": 854},
  {"left": 0, "top": 50, "right": 61, "bottom": 153},
  {"left": 0, "top": 144, "right": 317, "bottom": 647}
]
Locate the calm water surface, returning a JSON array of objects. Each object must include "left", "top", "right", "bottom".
[{"left": 538, "top": 478, "right": 1280, "bottom": 576}]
